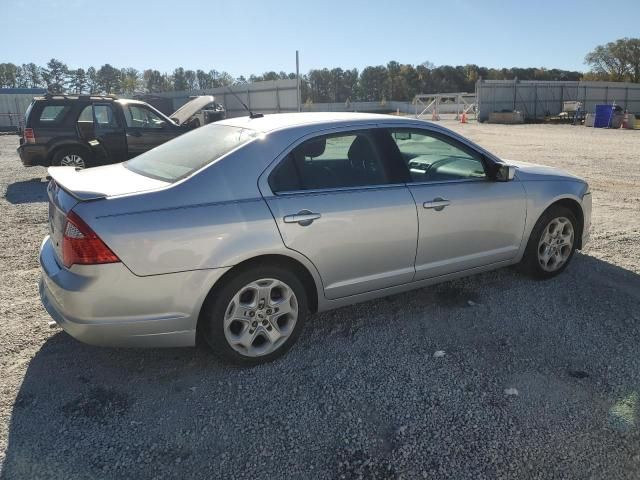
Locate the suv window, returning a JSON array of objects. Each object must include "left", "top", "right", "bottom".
[
  {"left": 390, "top": 129, "right": 486, "bottom": 183},
  {"left": 124, "top": 105, "right": 165, "bottom": 129},
  {"left": 38, "top": 105, "right": 70, "bottom": 125},
  {"left": 270, "top": 131, "right": 390, "bottom": 193}
]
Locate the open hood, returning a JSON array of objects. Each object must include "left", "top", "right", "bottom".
[{"left": 170, "top": 95, "right": 215, "bottom": 125}]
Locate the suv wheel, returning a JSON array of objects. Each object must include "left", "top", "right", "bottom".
[
  {"left": 200, "top": 265, "right": 308, "bottom": 366},
  {"left": 52, "top": 148, "right": 92, "bottom": 169}
]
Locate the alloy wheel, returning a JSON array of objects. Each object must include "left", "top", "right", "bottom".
[
  {"left": 537, "top": 216, "right": 574, "bottom": 272},
  {"left": 60, "top": 154, "right": 85, "bottom": 168},
  {"left": 223, "top": 278, "right": 298, "bottom": 357}
]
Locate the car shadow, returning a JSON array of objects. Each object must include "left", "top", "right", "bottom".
[
  {"left": 4, "top": 178, "right": 48, "bottom": 204},
  {"left": 2, "top": 252, "right": 640, "bottom": 479}
]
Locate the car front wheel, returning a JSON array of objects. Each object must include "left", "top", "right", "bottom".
[
  {"left": 520, "top": 205, "right": 578, "bottom": 279},
  {"left": 200, "top": 265, "right": 308, "bottom": 365}
]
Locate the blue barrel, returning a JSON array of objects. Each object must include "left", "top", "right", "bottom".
[{"left": 594, "top": 104, "right": 615, "bottom": 128}]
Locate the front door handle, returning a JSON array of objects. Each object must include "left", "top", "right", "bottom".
[
  {"left": 283, "top": 211, "right": 321, "bottom": 226},
  {"left": 423, "top": 198, "right": 451, "bottom": 211},
  {"left": 126, "top": 131, "right": 142, "bottom": 137}
]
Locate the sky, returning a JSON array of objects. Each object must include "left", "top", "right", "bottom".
[{"left": 1, "top": 0, "right": 639, "bottom": 76}]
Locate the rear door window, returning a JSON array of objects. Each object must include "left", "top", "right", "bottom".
[{"left": 269, "top": 130, "right": 392, "bottom": 193}]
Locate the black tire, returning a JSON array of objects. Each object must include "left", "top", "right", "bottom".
[
  {"left": 519, "top": 205, "right": 578, "bottom": 279},
  {"left": 51, "top": 147, "right": 94, "bottom": 169},
  {"left": 200, "top": 264, "right": 308, "bottom": 366}
]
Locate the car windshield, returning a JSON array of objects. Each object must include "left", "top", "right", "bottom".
[{"left": 124, "top": 124, "right": 259, "bottom": 182}]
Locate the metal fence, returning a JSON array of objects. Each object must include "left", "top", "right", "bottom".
[
  {"left": 137, "top": 79, "right": 300, "bottom": 118},
  {"left": 0, "top": 88, "right": 46, "bottom": 130},
  {"left": 476, "top": 79, "right": 640, "bottom": 122}
]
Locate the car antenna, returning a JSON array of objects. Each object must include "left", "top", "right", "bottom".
[{"left": 226, "top": 86, "right": 263, "bottom": 119}]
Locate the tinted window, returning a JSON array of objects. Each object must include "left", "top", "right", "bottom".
[
  {"left": 390, "top": 129, "right": 486, "bottom": 182},
  {"left": 270, "top": 131, "right": 390, "bottom": 193},
  {"left": 78, "top": 105, "right": 93, "bottom": 122},
  {"left": 38, "top": 105, "right": 70, "bottom": 124},
  {"left": 125, "top": 124, "right": 258, "bottom": 182},
  {"left": 124, "top": 105, "right": 166, "bottom": 129},
  {"left": 94, "top": 105, "right": 119, "bottom": 127}
]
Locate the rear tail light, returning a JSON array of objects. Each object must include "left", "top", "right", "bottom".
[
  {"left": 62, "top": 211, "right": 120, "bottom": 267},
  {"left": 23, "top": 128, "right": 35, "bottom": 144}
]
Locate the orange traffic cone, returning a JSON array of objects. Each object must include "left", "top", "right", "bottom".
[{"left": 460, "top": 111, "right": 468, "bottom": 124}]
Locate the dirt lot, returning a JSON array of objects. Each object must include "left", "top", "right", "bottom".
[{"left": 1, "top": 122, "right": 639, "bottom": 479}]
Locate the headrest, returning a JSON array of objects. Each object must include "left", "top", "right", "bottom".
[{"left": 300, "top": 138, "right": 326, "bottom": 158}]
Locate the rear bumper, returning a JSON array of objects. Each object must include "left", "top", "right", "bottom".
[
  {"left": 17, "top": 144, "right": 48, "bottom": 167},
  {"left": 39, "top": 236, "right": 230, "bottom": 348}
]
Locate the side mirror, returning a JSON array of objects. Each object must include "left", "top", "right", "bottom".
[{"left": 495, "top": 164, "right": 516, "bottom": 181}]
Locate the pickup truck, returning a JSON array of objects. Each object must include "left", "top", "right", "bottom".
[{"left": 18, "top": 94, "right": 216, "bottom": 168}]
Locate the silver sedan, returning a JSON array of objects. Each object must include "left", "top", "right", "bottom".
[{"left": 39, "top": 113, "right": 591, "bottom": 365}]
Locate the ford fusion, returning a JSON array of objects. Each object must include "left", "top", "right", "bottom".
[{"left": 39, "top": 113, "right": 591, "bottom": 365}]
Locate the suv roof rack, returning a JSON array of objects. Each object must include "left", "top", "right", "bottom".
[{"left": 34, "top": 93, "right": 118, "bottom": 101}]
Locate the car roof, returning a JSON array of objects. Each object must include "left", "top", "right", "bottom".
[{"left": 218, "top": 112, "right": 424, "bottom": 133}]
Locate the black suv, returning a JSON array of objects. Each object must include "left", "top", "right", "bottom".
[{"left": 18, "top": 94, "right": 212, "bottom": 168}]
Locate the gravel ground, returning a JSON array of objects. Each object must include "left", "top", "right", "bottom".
[{"left": 1, "top": 123, "right": 639, "bottom": 479}]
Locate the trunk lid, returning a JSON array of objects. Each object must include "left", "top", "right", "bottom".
[
  {"left": 170, "top": 95, "right": 215, "bottom": 125},
  {"left": 48, "top": 164, "right": 169, "bottom": 201}
]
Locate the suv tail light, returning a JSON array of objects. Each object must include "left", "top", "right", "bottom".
[
  {"left": 62, "top": 211, "right": 120, "bottom": 267},
  {"left": 23, "top": 128, "right": 35, "bottom": 144}
]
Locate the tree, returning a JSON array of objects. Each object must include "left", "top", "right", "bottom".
[
  {"left": 86, "top": 67, "right": 99, "bottom": 93},
  {"left": 22, "top": 63, "right": 42, "bottom": 88},
  {"left": 585, "top": 38, "right": 640, "bottom": 81},
  {"left": 0, "top": 63, "right": 19, "bottom": 88},
  {"left": 184, "top": 70, "right": 197, "bottom": 90},
  {"left": 359, "top": 66, "right": 388, "bottom": 101},
  {"left": 172, "top": 67, "right": 187, "bottom": 91},
  {"left": 96, "top": 64, "right": 121, "bottom": 94},
  {"left": 196, "top": 69, "right": 213, "bottom": 89},
  {"left": 41, "top": 58, "right": 68, "bottom": 93},
  {"left": 67, "top": 68, "right": 87, "bottom": 93},
  {"left": 120, "top": 68, "right": 140, "bottom": 94}
]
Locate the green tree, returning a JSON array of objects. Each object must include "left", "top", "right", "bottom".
[
  {"left": 22, "top": 63, "right": 42, "bottom": 87},
  {"left": 96, "top": 64, "right": 121, "bottom": 94},
  {"left": 120, "top": 68, "right": 140, "bottom": 94},
  {"left": 172, "top": 67, "right": 187, "bottom": 91},
  {"left": 184, "top": 70, "right": 197, "bottom": 90},
  {"left": 585, "top": 38, "right": 633, "bottom": 81},
  {"left": 67, "top": 68, "right": 87, "bottom": 93},
  {"left": 196, "top": 69, "right": 213, "bottom": 89},
  {"left": 41, "top": 58, "right": 68, "bottom": 93},
  {"left": 0, "top": 63, "right": 20, "bottom": 87}
]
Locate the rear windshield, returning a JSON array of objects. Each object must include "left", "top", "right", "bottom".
[{"left": 124, "top": 124, "right": 259, "bottom": 182}]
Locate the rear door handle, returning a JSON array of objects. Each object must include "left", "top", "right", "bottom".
[
  {"left": 283, "top": 211, "right": 321, "bottom": 226},
  {"left": 423, "top": 198, "right": 451, "bottom": 211}
]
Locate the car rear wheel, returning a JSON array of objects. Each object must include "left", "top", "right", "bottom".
[
  {"left": 519, "top": 205, "right": 578, "bottom": 279},
  {"left": 52, "top": 148, "right": 92, "bottom": 169},
  {"left": 200, "top": 265, "right": 308, "bottom": 365}
]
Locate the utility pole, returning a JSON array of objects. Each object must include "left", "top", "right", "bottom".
[{"left": 296, "top": 50, "right": 301, "bottom": 112}]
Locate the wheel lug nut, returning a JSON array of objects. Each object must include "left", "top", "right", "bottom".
[
  {"left": 266, "top": 309, "right": 272, "bottom": 315},
  {"left": 267, "top": 326, "right": 273, "bottom": 331},
  {"left": 251, "top": 321, "right": 258, "bottom": 328},
  {"left": 249, "top": 328, "right": 255, "bottom": 334},
  {"left": 249, "top": 311, "right": 255, "bottom": 317}
]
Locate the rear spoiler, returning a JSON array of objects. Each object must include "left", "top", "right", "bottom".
[{"left": 48, "top": 166, "right": 107, "bottom": 201}]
